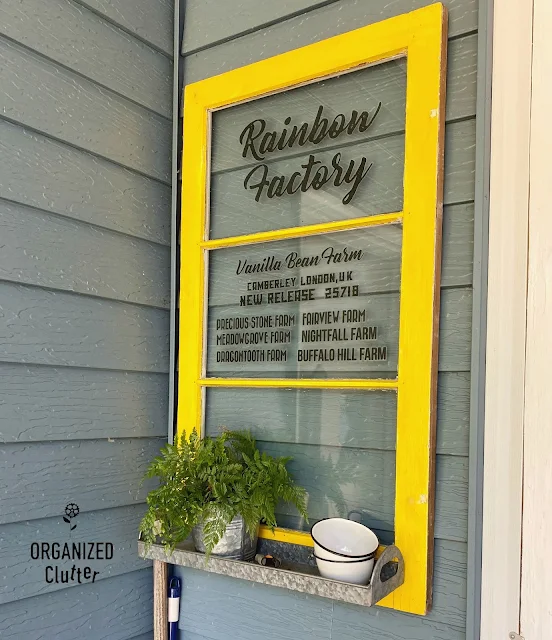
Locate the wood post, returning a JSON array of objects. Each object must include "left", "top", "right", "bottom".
[{"left": 153, "top": 560, "right": 168, "bottom": 640}]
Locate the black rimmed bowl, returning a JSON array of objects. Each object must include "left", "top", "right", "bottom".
[
  {"left": 312, "top": 551, "right": 377, "bottom": 584},
  {"left": 311, "top": 518, "right": 378, "bottom": 559},
  {"left": 311, "top": 518, "right": 379, "bottom": 584}
]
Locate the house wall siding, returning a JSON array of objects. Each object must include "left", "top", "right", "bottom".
[
  {"left": 175, "top": 1, "right": 479, "bottom": 638},
  {"left": 0, "top": 0, "right": 173, "bottom": 637}
]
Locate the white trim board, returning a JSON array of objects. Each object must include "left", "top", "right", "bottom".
[
  {"left": 480, "top": 0, "right": 533, "bottom": 637},
  {"left": 520, "top": 0, "right": 552, "bottom": 636}
]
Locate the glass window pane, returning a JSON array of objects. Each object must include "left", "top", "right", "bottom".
[
  {"left": 205, "top": 387, "right": 396, "bottom": 536},
  {"left": 209, "top": 59, "right": 406, "bottom": 239},
  {"left": 205, "top": 225, "right": 402, "bottom": 378}
]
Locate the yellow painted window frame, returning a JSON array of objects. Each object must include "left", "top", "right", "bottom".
[{"left": 177, "top": 3, "right": 447, "bottom": 615}]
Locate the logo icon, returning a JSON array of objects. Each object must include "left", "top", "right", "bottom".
[{"left": 63, "top": 503, "right": 79, "bottom": 530}]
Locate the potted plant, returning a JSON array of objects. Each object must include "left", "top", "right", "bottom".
[{"left": 139, "top": 429, "right": 308, "bottom": 560}]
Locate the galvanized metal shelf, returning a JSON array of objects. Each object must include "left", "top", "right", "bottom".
[{"left": 138, "top": 540, "right": 404, "bottom": 607}]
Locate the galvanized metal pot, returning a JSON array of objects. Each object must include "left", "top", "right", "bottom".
[{"left": 192, "top": 515, "right": 258, "bottom": 561}]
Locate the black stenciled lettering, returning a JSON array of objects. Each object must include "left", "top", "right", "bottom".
[
  {"left": 238, "top": 103, "right": 382, "bottom": 205},
  {"left": 244, "top": 153, "right": 371, "bottom": 205},
  {"left": 277, "top": 117, "right": 293, "bottom": 151},
  {"left": 341, "top": 158, "right": 373, "bottom": 205},
  {"left": 308, "top": 106, "right": 329, "bottom": 144},
  {"left": 285, "top": 251, "right": 320, "bottom": 269},
  {"left": 286, "top": 171, "right": 303, "bottom": 195},
  {"left": 311, "top": 165, "right": 330, "bottom": 190},
  {"left": 321, "top": 246, "right": 363, "bottom": 264},
  {"left": 359, "top": 346, "right": 388, "bottom": 361},
  {"left": 328, "top": 114, "right": 347, "bottom": 139},
  {"left": 342, "top": 309, "right": 366, "bottom": 323},
  {"left": 240, "top": 294, "right": 263, "bottom": 306},
  {"left": 337, "top": 347, "right": 357, "bottom": 361},
  {"left": 236, "top": 255, "right": 282, "bottom": 276},
  {"left": 330, "top": 153, "right": 345, "bottom": 185},
  {"left": 286, "top": 121, "right": 310, "bottom": 148},
  {"left": 297, "top": 348, "right": 335, "bottom": 362},
  {"left": 347, "top": 102, "right": 382, "bottom": 134},
  {"left": 300, "top": 155, "right": 321, "bottom": 192},
  {"left": 259, "top": 130, "right": 278, "bottom": 156},
  {"left": 244, "top": 164, "right": 270, "bottom": 202},
  {"left": 267, "top": 175, "right": 287, "bottom": 198},
  {"left": 239, "top": 119, "right": 267, "bottom": 160},
  {"left": 239, "top": 103, "right": 382, "bottom": 158}
]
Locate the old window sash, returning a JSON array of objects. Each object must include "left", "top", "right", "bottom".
[{"left": 177, "top": 4, "right": 447, "bottom": 615}]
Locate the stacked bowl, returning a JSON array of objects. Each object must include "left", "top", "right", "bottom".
[{"left": 310, "top": 518, "right": 379, "bottom": 585}]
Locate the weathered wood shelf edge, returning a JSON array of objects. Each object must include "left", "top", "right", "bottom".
[{"left": 138, "top": 541, "right": 404, "bottom": 607}]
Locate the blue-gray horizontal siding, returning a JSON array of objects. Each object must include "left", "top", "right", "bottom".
[
  {"left": 0, "top": 439, "right": 161, "bottom": 524},
  {"left": 74, "top": 0, "right": 174, "bottom": 55},
  {"left": 0, "top": 200, "right": 170, "bottom": 307},
  {"left": 0, "top": 0, "right": 171, "bottom": 636},
  {"left": 0, "top": 569, "right": 154, "bottom": 639},
  {"left": 181, "top": 0, "right": 339, "bottom": 54},
  {"left": 182, "top": 0, "right": 478, "bottom": 80},
  {"left": 0, "top": 365, "right": 168, "bottom": 442},
  {"left": 0, "top": 120, "right": 171, "bottom": 244},
  {"left": 0, "top": 0, "right": 171, "bottom": 117},
  {"left": 0, "top": 36, "right": 171, "bottom": 181},
  {"left": 180, "top": 0, "right": 477, "bottom": 55},
  {"left": 176, "top": 0, "right": 477, "bottom": 638},
  {"left": 0, "top": 282, "right": 169, "bottom": 371}
]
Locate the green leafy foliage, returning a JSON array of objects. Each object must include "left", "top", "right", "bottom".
[{"left": 139, "top": 429, "right": 308, "bottom": 557}]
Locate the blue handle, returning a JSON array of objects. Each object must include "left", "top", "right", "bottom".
[
  {"left": 168, "top": 577, "right": 181, "bottom": 640},
  {"left": 169, "top": 577, "right": 181, "bottom": 598},
  {"left": 169, "top": 621, "right": 178, "bottom": 640}
]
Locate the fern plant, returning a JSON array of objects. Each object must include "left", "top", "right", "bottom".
[{"left": 139, "top": 429, "right": 308, "bottom": 557}]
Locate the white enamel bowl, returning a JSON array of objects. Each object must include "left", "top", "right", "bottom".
[
  {"left": 311, "top": 518, "right": 379, "bottom": 561},
  {"left": 313, "top": 553, "right": 375, "bottom": 585}
]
